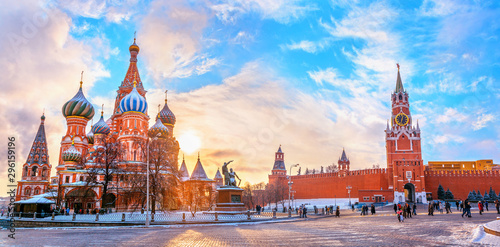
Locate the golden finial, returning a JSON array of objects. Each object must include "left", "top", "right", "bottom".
[
  {"left": 133, "top": 72, "right": 137, "bottom": 87},
  {"left": 80, "top": 71, "right": 84, "bottom": 88},
  {"left": 134, "top": 31, "right": 136, "bottom": 43},
  {"left": 397, "top": 63, "right": 400, "bottom": 71},
  {"left": 71, "top": 139, "right": 75, "bottom": 145},
  {"left": 165, "top": 90, "right": 168, "bottom": 102},
  {"left": 101, "top": 104, "right": 104, "bottom": 116}
]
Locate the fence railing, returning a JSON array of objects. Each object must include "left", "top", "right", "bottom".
[{"left": 9, "top": 210, "right": 295, "bottom": 223}]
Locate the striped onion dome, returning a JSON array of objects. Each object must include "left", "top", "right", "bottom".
[
  {"left": 119, "top": 81, "right": 147, "bottom": 114},
  {"left": 91, "top": 112, "right": 110, "bottom": 135},
  {"left": 62, "top": 81, "right": 95, "bottom": 119},
  {"left": 148, "top": 115, "right": 169, "bottom": 139},
  {"left": 86, "top": 126, "right": 94, "bottom": 144},
  {"left": 157, "top": 90, "right": 176, "bottom": 125},
  {"left": 62, "top": 141, "right": 81, "bottom": 162}
]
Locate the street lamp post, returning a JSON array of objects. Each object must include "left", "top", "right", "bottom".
[
  {"left": 145, "top": 133, "right": 160, "bottom": 227},
  {"left": 346, "top": 186, "right": 352, "bottom": 206},
  {"left": 146, "top": 139, "right": 150, "bottom": 227},
  {"left": 288, "top": 164, "right": 299, "bottom": 212}
]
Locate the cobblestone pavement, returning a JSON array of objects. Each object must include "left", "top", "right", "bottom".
[{"left": 3, "top": 208, "right": 500, "bottom": 247}]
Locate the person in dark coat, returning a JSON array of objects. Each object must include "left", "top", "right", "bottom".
[
  {"left": 393, "top": 203, "right": 397, "bottom": 213},
  {"left": 303, "top": 206, "right": 308, "bottom": 218},
  {"left": 371, "top": 204, "right": 376, "bottom": 215},
  {"left": 335, "top": 206, "right": 340, "bottom": 217}
]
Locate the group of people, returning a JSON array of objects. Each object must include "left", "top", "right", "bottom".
[
  {"left": 395, "top": 203, "right": 415, "bottom": 222},
  {"left": 360, "top": 204, "right": 376, "bottom": 215}
]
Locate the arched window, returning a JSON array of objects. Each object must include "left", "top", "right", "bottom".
[
  {"left": 42, "top": 167, "right": 47, "bottom": 178},
  {"left": 133, "top": 151, "right": 137, "bottom": 161},
  {"left": 25, "top": 187, "right": 31, "bottom": 196},
  {"left": 399, "top": 94, "right": 402, "bottom": 100},
  {"left": 24, "top": 166, "right": 28, "bottom": 176},
  {"left": 34, "top": 188, "right": 39, "bottom": 195},
  {"left": 32, "top": 166, "right": 38, "bottom": 176}
]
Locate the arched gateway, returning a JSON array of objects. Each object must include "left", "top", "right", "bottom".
[{"left": 404, "top": 183, "right": 415, "bottom": 202}]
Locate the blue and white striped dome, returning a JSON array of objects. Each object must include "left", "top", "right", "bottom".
[
  {"left": 91, "top": 113, "right": 110, "bottom": 135},
  {"left": 119, "top": 83, "right": 147, "bottom": 114}
]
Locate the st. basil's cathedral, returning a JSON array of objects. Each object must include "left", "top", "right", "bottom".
[{"left": 15, "top": 39, "right": 218, "bottom": 211}]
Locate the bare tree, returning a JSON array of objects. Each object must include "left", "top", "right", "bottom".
[
  {"left": 85, "top": 135, "right": 123, "bottom": 209},
  {"left": 124, "top": 136, "right": 180, "bottom": 213},
  {"left": 326, "top": 163, "right": 338, "bottom": 173},
  {"left": 184, "top": 180, "right": 213, "bottom": 217},
  {"left": 242, "top": 182, "right": 254, "bottom": 209}
]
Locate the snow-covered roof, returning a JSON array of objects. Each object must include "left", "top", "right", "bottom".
[{"left": 15, "top": 197, "right": 55, "bottom": 204}]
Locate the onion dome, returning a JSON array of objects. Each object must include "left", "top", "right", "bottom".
[
  {"left": 86, "top": 126, "right": 94, "bottom": 144},
  {"left": 62, "top": 140, "right": 81, "bottom": 162},
  {"left": 157, "top": 90, "right": 176, "bottom": 125},
  {"left": 119, "top": 80, "right": 148, "bottom": 114},
  {"left": 91, "top": 111, "right": 110, "bottom": 135},
  {"left": 149, "top": 114, "right": 169, "bottom": 139},
  {"left": 129, "top": 38, "right": 140, "bottom": 53},
  {"left": 62, "top": 80, "right": 95, "bottom": 120}
]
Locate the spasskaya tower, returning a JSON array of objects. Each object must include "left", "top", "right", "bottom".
[{"left": 385, "top": 64, "right": 427, "bottom": 204}]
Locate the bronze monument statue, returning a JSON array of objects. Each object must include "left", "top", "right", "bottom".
[{"left": 222, "top": 160, "right": 240, "bottom": 187}]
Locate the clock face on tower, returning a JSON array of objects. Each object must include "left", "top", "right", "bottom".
[{"left": 395, "top": 113, "right": 409, "bottom": 126}]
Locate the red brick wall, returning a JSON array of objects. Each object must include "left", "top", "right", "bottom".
[
  {"left": 424, "top": 170, "right": 500, "bottom": 200},
  {"left": 291, "top": 169, "right": 389, "bottom": 199}
]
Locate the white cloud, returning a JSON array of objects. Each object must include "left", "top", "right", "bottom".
[
  {"left": 283, "top": 39, "right": 331, "bottom": 54},
  {"left": 211, "top": 0, "right": 317, "bottom": 24},
  {"left": 139, "top": 0, "right": 217, "bottom": 81},
  {"left": 472, "top": 113, "right": 494, "bottom": 131},
  {"left": 435, "top": 108, "right": 468, "bottom": 124},
  {"left": 59, "top": 0, "right": 138, "bottom": 23},
  {"left": 419, "top": 0, "right": 463, "bottom": 17},
  {"left": 432, "top": 134, "right": 466, "bottom": 144},
  {"left": 0, "top": 0, "right": 109, "bottom": 195}
]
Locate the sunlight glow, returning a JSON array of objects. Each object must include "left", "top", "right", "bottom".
[{"left": 178, "top": 131, "right": 202, "bottom": 154}]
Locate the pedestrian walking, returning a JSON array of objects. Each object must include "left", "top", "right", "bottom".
[
  {"left": 352, "top": 204, "right": 355, "bottom": 212},
  {"left": 412, "top": 203, "right": 417, "bottom": 215},
  {"left": 478, "top": 201, "right": 483, "bottom": 215},
  {"left": 485, "top": 201, "right": 489, "bottom": 211},
  {"left": 495, "top": 200, "right": 500, "bottom": 214},
  {"left": 371, "top": 204, "right": 376, "bottom": 215},
  {"left": 393, "top": 203, "right": 397, "bottom": 213},
  {"left": 335, "top": 206, "right": 340, "bottom": 217},
  {"left": 406, "top": 203, "right": 412, "bottom": 218},
  {"left": 303, "top": 206, "right": 308, "bottom": 218},
  {"left": 456, "top": 201, "right": 459, "bottom": 211}
]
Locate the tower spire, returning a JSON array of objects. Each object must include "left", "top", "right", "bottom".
[{"left": 395, "top": 63, "right": 404, "bottom": 93}]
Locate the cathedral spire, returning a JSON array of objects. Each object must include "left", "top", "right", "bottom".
[
  {"left": 26, "top": 114, "right": 49, "bottom": 165},
  {"left": 121, "top": 36, "right": 143, "bottom": 89},
  {"left": 395, "top": 63, "right": 404, "bottom": 93}
]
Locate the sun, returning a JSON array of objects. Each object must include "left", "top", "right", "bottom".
[{"left": 178, "top": 131, "right": 202, "bottom": 154}]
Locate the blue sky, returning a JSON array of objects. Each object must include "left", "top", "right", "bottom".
[{"left": 1, "top": 0, "right": 500, "bottom": 194}]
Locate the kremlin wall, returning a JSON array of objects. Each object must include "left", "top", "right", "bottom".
[{"left": 269, "top": 67, "right": 500, "bottom": 204}]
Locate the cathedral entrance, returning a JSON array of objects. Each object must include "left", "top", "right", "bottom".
[{"left": 404, "top": 183, "right": 415, "bottom": 202}]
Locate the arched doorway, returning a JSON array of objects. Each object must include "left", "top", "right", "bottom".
[
  {"left": 404, "top": 183, "right": 415, "bottom": 202},
  {"left": 102, "top": 193, "right": 116, "bottom": 208},
  {"left": 66, "top": 188, "right": 97, "bottom": 212}
]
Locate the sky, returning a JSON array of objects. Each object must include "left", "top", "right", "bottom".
[{"left": 1, "top": 0, "right": 500, "bottom": 196}]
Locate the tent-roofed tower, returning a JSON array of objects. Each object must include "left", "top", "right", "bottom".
[
  {"left": 16, "top": 114, "right": 52, "bottom": 201},
  {"left": 179, "top": 155, "right": 190, "bottom": 182},
  {"left": 338, "top": 148, "right": 350, "bottom": 177}
]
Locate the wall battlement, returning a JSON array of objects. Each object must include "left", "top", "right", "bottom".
[
  {"left": 424, "top": 170, "right": 500, "bottom": 177},
  {"left": 291, "top": 168, "right": 387, "bottom": 180}
]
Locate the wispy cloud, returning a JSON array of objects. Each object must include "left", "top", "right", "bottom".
[{"left": 472, "top": 113, "right": 494, "bottom": 131}]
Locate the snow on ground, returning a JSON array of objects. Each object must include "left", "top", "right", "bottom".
[{"left": 264, "top": 198, "right": 360, "bottom": 210}]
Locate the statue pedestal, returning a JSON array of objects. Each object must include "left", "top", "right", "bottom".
[{"left": 213, "top": 186, "right": 246, "bottom": 213}]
